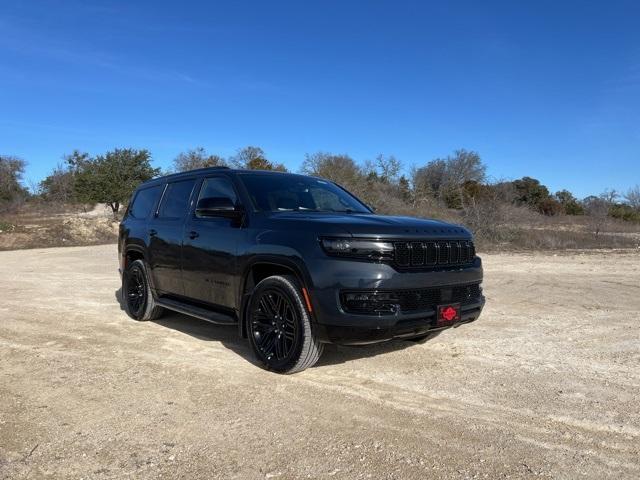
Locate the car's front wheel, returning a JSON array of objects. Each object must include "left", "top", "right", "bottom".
[
  {"left": 122, "top": 259, "right": 164, "bottom": 321},
  {"left": 248, "top": 275, "right": 323, "bottom": 373}
]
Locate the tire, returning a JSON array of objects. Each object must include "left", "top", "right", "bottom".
[
  {"left": 122, "top": 259, "right": 164, "bottom": 321},
  {"left": 406, "top": 330, "right": 442, "bottom": 344},
  {"left": 247, "top": 275, "right": 323, "bottom": 373}
]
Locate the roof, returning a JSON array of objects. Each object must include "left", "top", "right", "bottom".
[{"left": 137, "top": 167, "right": 306, "bottom": 188}]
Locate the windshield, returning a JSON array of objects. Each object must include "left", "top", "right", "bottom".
[{"left": 238, "top": 173, "right": 371, "bottom": 213}]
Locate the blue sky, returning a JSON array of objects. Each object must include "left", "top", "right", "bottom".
[{"left": 1, "top": 0, "right": 639, "bottom": 198}]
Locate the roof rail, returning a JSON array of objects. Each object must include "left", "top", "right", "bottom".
[
  {"left": 180, "top": 166, "right": 230, "bottom": 174},
  {"left": 160, "top": 165, "right": 230, "bottom": 177}
]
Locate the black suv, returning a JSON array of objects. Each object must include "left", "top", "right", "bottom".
[{"left": 119, "top": 167, "right": 484, "bottom": 373}]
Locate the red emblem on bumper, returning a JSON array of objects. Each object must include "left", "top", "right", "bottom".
[
  {"left": 441, "top": 306, "right": 457, "bottom": 321},
  {"left": 437, "top": 304, "right": 461, "bottom": 324}
]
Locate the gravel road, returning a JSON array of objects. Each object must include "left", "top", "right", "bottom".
[{"left": 1, "top": 245, "right": 638, "bottom": 479}]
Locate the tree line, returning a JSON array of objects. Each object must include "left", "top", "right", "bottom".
[{"left": 1, "top": 148, "right": 639, "bottom": 233}]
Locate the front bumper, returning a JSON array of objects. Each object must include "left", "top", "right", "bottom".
[
  {"left": 306, "top": 256, "right": 484, "bottom": 345},
  {"left": 313, "top": 297, "right": 484, "bottom": 345}
]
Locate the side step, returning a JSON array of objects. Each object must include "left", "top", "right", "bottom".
[{"left": 156, "top": 298, "right": 237, "bottom": 325}]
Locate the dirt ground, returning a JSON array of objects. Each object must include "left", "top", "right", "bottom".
[{"left": 0, "top": 245, "right": 638, "bottom": 479}]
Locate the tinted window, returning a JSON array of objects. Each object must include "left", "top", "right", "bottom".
[
  {"left": 129, "top": 185, "right": 162, "bottom": 219},
  {"left": 238, "top": 173, "right": 370, "bottom": 213},
  {"left": 158, "top": 179, "right": 196, "bottom": 218},
  {"left": 197, "top": 177, "right": 238, "bottom": 207}
]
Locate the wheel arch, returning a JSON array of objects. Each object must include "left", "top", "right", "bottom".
[
  {"left": 122, "top": 245, "right": 161, "bottom": 294},
  {"left": 123, "top": 246, "right": 146, "bottom": 268},
  {"left": 239, "top": 257, "right": 314, "bottom": 339}
]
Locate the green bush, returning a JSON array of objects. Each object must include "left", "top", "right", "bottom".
[
  {"left": 609, "top": 204, "right": 640, "bottom": 223},
  {"left": 0, "top": 220, "right": 14, "bottom": 232}
]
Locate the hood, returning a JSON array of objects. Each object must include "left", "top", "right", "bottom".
[{"left": 265, "top": 212, "right": 471, "bottom": 239}]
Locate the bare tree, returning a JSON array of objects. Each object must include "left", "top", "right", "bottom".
[
  {"left": 460, "top": 180, "right": 522, "bottom": 245},
  {"left": 412, "top": 149, "right": 486, "bottom": 208},
  {"left": 624, "top": 185, "right": 640, "bottom": 210},
  {"left": 230, "top": 146, "right": 287, "bottom": 171},
  {"left": 301, "top": 152, "right": 362, "bottom": 185},
  {"left": 374, "top": 154, "right": 401, "bottom": 184},
  {"left": 600, "top": 188, "right": 619, "bottom": 205},
  {"left": 583, "top": 195, "right": 611, "bottom": 237},
  {"left": 447, "top": 149, "right": 486, "bottom": 185},
  {"left": 0, "top": 155, "right": 28, "bottom": 209},
  {"left": 412, "top": 159, "right": 446, "bottom": 198},
  {"left": 39, "top": 163, "right": 76, "bottom": 203},
  {"left": 173, "top": 147, "right": 226, "bottom": 172}
]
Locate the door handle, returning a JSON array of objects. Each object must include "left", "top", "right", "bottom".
[
  {"left": 189, "top": 231, "right": 199, "bottom": 240},
  {"left": 149, "top": 229, "right": 158, "bottom": 236}
]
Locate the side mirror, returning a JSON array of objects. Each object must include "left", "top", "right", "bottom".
[{"left": 196, "top": 197, "right": 244, "bottom": 219}]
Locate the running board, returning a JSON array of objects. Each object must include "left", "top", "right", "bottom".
[{"left": 156, "top": 298, "right": 237, "bottom": 325}]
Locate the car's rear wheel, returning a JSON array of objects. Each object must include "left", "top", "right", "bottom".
[
  {"left": 248, "top": 275, "right": 323, "bottom": 373},
  {"left": 122, "top": 259, "right": 164, "bottom": 321}
]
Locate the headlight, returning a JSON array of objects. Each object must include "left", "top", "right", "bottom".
[{"left": 320, "top": 237, "right": 394, "bottom": 260}]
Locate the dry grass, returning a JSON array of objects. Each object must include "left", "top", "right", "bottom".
[
  {"left": 499, "top": 228, "right": 640, "bottom": 251},
  {"left": 1, "top": 201, "right": 639, "bottom": 252},
  {"left": 407, "top": 202, "right": 640, "bottom": 252},
  {"left": 497, "top": 215, "right": 640, "bottom": 251}
]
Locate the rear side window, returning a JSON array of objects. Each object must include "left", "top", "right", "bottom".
[
  {"left": 157, "top": 179, "right": 196, "bottom": 218},
  {"left": 128, "top": 185, "right": 162, "bottom": 219}
]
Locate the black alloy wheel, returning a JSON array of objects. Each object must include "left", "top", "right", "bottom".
[
  {"left": 122, "top": 259, "right": 164, "bottom": 321},
  {"left": 248, "top": 275, "right": 323, "bottom": 373},
  {"left": 252, "top": 289, "right": 299, "bottom": 363},
  {"left": 126, "top": 265, "right": 147, "bottom": 317}
]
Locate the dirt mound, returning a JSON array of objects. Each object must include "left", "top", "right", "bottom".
[
  {"left": 61, "top": 216, "right": 119, "bottom": 243},
  {"left": 0, "top": 205, "right": 119, "bottom": 250}
]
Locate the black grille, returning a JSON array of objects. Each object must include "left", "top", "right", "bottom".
[
  {"left": 395, "top": 242, "right": 410, "bottom": 266},
  {"left": 394, "top": 240, "right": 475, "bottom": 269},
  {"left": 398, "top": 283, "right": 482, "bottom": 312},
  {"left": 341, "top": 283, "right": 483, "bottom": 314}
]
